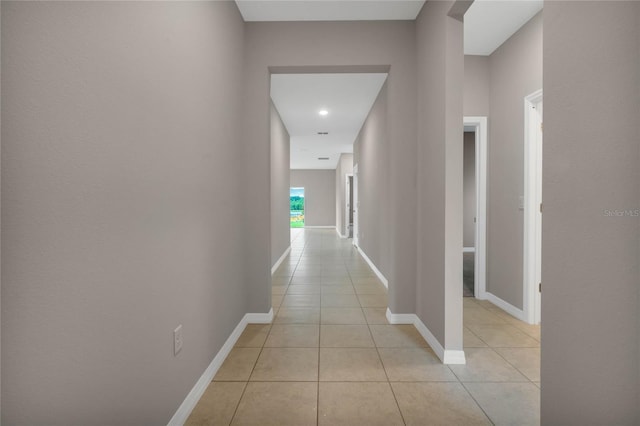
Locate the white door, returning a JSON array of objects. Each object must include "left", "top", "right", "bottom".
[{"left": 353, "top": 164, "right": 359, "bottom": 247}]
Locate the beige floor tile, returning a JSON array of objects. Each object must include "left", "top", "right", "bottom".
[
  {"left": 378, "top": 348, "right": 457, "bottom": 382},
  {"left": 391, "top": 382, "right": 491, "bottom": 425},
  {"left": 320, "top": 325, "right": 375, "bottom": 347},
  {"left": 321, "top": 293, "right": 361, "bottom": 308},
  {"left": 264, "top": 324, "right": 320, "bottom": 348},
  {"left": 466, "top": 324, "right": 540, "bottom": 348},
  {"left": 464, "top": 326, "right": 488, "bottom": 348},
  {"left": 319, "top": 348, "right": 387, "bottom": 381},
  {"left": 286, "top": 285, "right": 321, "bottom": 295},
  {"left": 321, "top": 277, "right": 352, "bottom": 286},
  {"left": 271, "top": 285, "right": 288, "bottom": 295},
  {"left": 463, "top": 305, "right": 507, "bottom": 325},
  {"left": 185, "top": 381, "right": 246, "bottom": 426},
  {"left": 494, "top": 347, "right": 541, "bottom": 382},
  {"left": 250, "top": 348, "right": 318, "bottom": 381},
  {"left": 274, "top": 308, "right": 320, "bottom": 324},
  {"left": 318, "top": 382, "right": 404, "bottom": 426},
  {"left": 449, "top": 348, "right": 528, "bottom": 382},
  {"left": 290, "top": 276, "right": 322, "bottom": 285},
  {"left": 353, "top": 284, "right": 387, "bottom": 295},
  {"left": 235, "top": 324, "right": 271, "bottom": 348},
  {"left": 214, "top": 348, "right": 261, "bottom": 381},
  {"left": 321, "top": 307, "right": 367, "bottom": 325},
  {"left": 369, "top": 325, "right": 427, "bottom": 348},
  {"left": 363, "top": 308, "right": 390, "bottom": 324},
  {"left": 281, "top": 294, "right": 321, "bottom": 308},
  {"left": 271, "top": 294, "right": 283, "bottom": 309},
  {"left": 231, "top": 382, "right": 317, "bottom": 426},
  {"left": 272, "top": 276, "right": 291, "bottom": 287},
  {"left": 349, "top": 276, "right": 379, "bottom": 285},
  {"left": 464, "top": 382, "right": 540, "bottom": 426},
  {"left": 321, "top": 285, "right": 355, "bottom": 295},
  {"left": 358, "top": 294, "right": 388, "bottom": 308},
  {"left": 511, "top": 321, "right": 542, "bottom": 341}
]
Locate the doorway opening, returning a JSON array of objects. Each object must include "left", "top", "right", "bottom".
[
  {"left": 463, "top": 117, "right": 488, "bottom": 300},
  {"left": 524, "top": 90, "right": 543, "bottom": 324},
  {"left": 352, "top": 164, "right": 359, "bottom": 247},
  {"left": 345, "top": 174, "right": 354, "bottom": 238},
  {"left": 290, "top": 187, "right": 305, "bottom": 228}
]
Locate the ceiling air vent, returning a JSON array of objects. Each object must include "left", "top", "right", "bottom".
[
  {"left": 318, "top": 157, "right": 330, "bottom": 160},
  {"left": 317, "top": 132, "right": 329, "bottom": 135}
]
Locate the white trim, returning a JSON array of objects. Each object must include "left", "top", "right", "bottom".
[
  {"left": 356, "top": 246, "right": 388, "bottom": 289},
  {"left": 271, "top": 246, "right": 291, "bottom": 275},
  {"left": 345, "top": 173, "right": 353, "bottom": 238},
  {"left": 385, "top": 309, "right": 415, "bottom": 325},
  {"left": 335, "top": 227, "right": 346, "bottom": 238},
  {"left": 523, "top": 90, "right": 543, "bottom": 325},
  {"left": 463, "top": 117, "right": 487, "bottom": 301},
  {"left": 385, "top": 309, "right": 466, "bottom": 365},
  {"left": 485, "top": 292, "right": 527, "bottom": 323},
  {"left": 167, "top": 309, "right": 273, "bottom": 425},
  {"left": 352, "top": 164, "right": 359, "bottom": 247},
  {"left": 304, "top": 225, "right": 335, "bottom": 229},
  {"left": 462, "top": 247, "right": 475, "bottom": 253},
  {"left": 245, "top": 308, "right": 275, "bottom": 324}
]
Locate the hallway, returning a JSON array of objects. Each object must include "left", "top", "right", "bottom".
[{"left": 186, "top": 229, "right": 540, "bottom": 425}]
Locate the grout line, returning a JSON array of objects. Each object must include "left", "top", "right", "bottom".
[{"left": 459, "top": 381, "right": 496, "bottom": 426}]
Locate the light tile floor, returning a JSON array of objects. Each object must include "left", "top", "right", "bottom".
[{"left": 186, "top": 229, "right": 540, "bottom": 426}]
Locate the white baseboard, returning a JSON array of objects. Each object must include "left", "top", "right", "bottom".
[
  {"left": 385, "top": 308, "right": 466, "bottom": 365},
  {"left": 463, "top": 247, "right": 475, "bottom": 253},
  {"left": 356, "top": 246, "right": 389, "bottom": 289},
  {"left": 335, "top": 227, "right": 348, "bottom": 238},
  {"left": 167, "top": 308, "right": 274, "bottom": 426},
  {"left": 304, "top": 225, "right": 335, "bottom": 229},
  {"left": 271, "top": 246, "right": 291, "bottom": 275},
  {"left": 484, "top": 292, "right": 527, "bottom": 322},
  {"left": 245, "top": 308, "right": 274, "bottom": 324}
]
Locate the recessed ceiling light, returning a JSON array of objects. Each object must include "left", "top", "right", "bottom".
[{"left": 318, "top": 109, "right": 329, "bottom": 116}]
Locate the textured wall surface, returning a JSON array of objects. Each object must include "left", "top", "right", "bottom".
[
  {"left": 270, "top": 102, "right": 290, "bottom": 266},
  {"left": 290, "top": 170, "right": 336, "bottom": 227},
  {"left": 541, "top": 2, "right": 640, "bottom": 424},
  {"left": 1, "top": 2, "right": 247, "bottom": 424}
]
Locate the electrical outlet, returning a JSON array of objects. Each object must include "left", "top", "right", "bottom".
[{"left": 174, "top": 325, "right": 183, "bottom": 356}]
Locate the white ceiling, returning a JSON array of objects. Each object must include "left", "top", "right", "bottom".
[
  {"left": 236, "top": 0, "right": 542, "bottom": 56},
  {"left": 270, "top": 73, "right": 388, "bottom": 169},
  {"left": 236, "top": 0, "right": 425, "bottom": 21},
  {"left": 260, "top": 2, "right": 542, "bottom": 170},
  {"left": 464, "top": 0, "right": 543, "bottom": 55}
]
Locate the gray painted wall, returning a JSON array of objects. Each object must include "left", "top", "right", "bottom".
[
  {"left": 353, "top": 83, "right": 391, "bottom": 278},
  {"left": 416, "top": 0, "right": 464, "bottom": 350},
  {"left": 290, "top": 170, "right": 336, "bottom": 227},
  {"left": 243, "top": 21, "right": 417, "bottom": 315},
  {"left": 1, "top": 2, "right": 247, "bottom": 424},
  {"left": 463, "top": 132, "right": 476, "bottom": 247},
  {"left": 270, "top": 102, "right": 290, "bottom": 266},
  {"left": 335, "top": 153, "right": 353, "bottom": 237},
  {"left": 464, "top": 55, "right": 490, "bottom": 117},
  {"left": 487, "top": 12, "right": 543, "bottom": 309},
  {"left": 542, "top": 1, "right": 640, "bottom": 424}
]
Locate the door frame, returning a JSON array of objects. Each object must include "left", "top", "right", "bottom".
[
  {"left": 345, "top": 174, "right": 353, "bottom": 238},
  {"left": 463, "top": 117, "right": 487, "bottom": 300},
  {"left": 352, "top": 164, "right": 359, "bottom": 247},
  {"left": 523, "top": 89, "right": 543, "bottom": 324}
]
